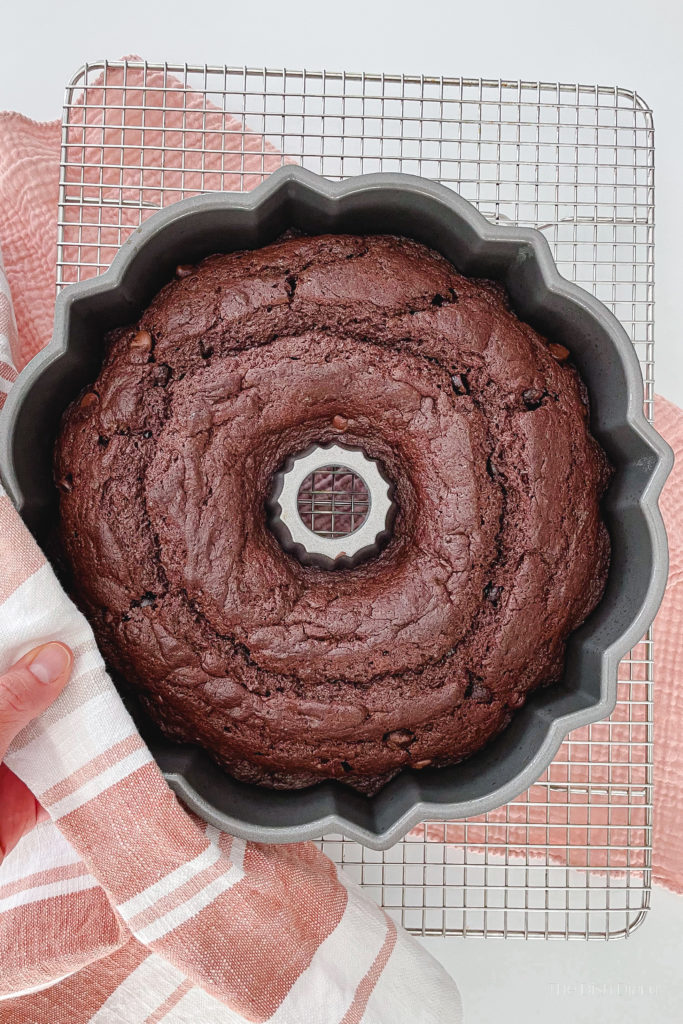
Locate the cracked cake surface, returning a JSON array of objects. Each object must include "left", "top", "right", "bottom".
[{"left": 55, "top": 233, "right": 611, "bottom": 793}]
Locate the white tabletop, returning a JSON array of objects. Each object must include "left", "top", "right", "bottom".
[{"left": 1, "top": 1, "right": 682, "bottom": 1019}]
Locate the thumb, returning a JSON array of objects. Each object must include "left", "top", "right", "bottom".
[{"left": 0, "top": 643, "right": 73, "bottom": 761}]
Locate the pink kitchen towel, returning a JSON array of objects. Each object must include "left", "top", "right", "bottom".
[{"left": 0, "top": 464, "right": 460, "bottom": 1021}]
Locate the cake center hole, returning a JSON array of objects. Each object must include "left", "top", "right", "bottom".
[
  {"left": 296, "top": 465, "right": 370, "bottom": 538},
  {"left": 268, "top": 443, "right": 394, "bottom": 569}
]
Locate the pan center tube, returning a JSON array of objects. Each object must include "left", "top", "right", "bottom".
[{"left": 267, "top": 443, "right": 395, "bottom": 569}]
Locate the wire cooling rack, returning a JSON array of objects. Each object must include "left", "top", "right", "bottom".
[
  {"left": 297, "top": 467, "right": 371, "bottom": 539},
  {"left": 58, "top": 60, "right": 655, "bottom": 940}
]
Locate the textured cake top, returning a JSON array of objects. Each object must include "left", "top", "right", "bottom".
[{"left": 55, "top": 234, "right": 610, "bottom": 793}]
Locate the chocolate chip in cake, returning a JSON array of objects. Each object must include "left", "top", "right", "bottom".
[
  {"left": 331, "top": 414, "right": 349, "bottom": 431},
  {"left": 175, "top": 263, "right": 195, "bottom": 279},
  {"left": 130, "top": 329, "right": 153, "bottom": 353},
  {"left": 413, "top": 759, "right": 432, "bottom": 770},
  {"left": 57, "top": 473, "right": 73, "bottom": 493},
  {"left": 431, "top": 288, "right": 459, "bottom": 305},
  {"left": 79, "top": 391, "right": 98, "bottom": 410},
  {"left": 385, "top": 729, "right": 415, "bottom": 749},
  {"left": 522, "top": 387, "right": 547, "bottom": 410},
  {"left": 465, "top": 679, "right": 494, "bottom": 704},
  {"left": 152, "top": 363, "right": 172, "bottom": 387},
  {"left": 486, "top": 456, "right": 500, "bottom": 478},
  {"left": 451, "top": 373, "right": 469, "bottom": 395},
  {"left": 549, "top": 342, "right": 570, "bottom": 362}
]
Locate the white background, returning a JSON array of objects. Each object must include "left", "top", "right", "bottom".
[{"left": 1, "top": 1, "right": 682, "bottom": 1020}]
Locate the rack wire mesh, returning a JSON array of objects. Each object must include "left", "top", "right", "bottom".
[
  {"left": 58, "top": 60, "right": 655, "bottom": 940},
  {"left": 297, "top": 467, "right": 371, "bottom": 538}
]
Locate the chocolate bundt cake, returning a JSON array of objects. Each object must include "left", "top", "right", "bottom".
[{"left": 55, "top": 233, "right": 611, "bottom": 793}]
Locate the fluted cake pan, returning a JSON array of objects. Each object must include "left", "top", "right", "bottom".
[{"left": 0, "top": 167, "right": 673, "bottom": 850}]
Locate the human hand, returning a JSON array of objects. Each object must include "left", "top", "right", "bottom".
[{"left": 0, "top": 643, "right": 73, "bottom": 863}]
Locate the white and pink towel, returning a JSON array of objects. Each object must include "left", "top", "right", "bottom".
[{"left": 0, "top": 457, "right": 459, "bottom": 1020}]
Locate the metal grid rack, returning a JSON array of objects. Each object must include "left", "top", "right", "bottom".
[
  {"left": 58, "top": 60, "right": 655, "bottom": 940},
  {"left": 298, "top": 468, "right": 370, "bottom": 538}
]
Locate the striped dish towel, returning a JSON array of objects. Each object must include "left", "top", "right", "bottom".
[
  {"left": 0, "top": 131, "right": 462, "bottom": 1024},
  {"left": 0, "top": 460, "right": 459, "bottom": 1022}
]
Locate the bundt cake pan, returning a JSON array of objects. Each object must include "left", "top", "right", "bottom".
[{"left": 0, "top": 167, "right": 672, "bottom": 850}]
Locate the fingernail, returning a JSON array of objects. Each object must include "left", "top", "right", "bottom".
[{"left": 27, "top": 643, "right": 72, "bottom": 685}]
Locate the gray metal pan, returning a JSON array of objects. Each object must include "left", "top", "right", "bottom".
[{"left": 0, "top": 167, "right": 672, "bottom": 850}]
